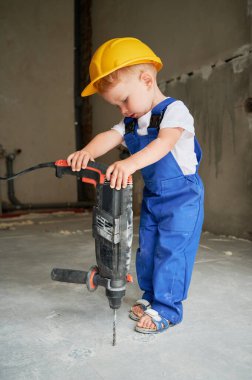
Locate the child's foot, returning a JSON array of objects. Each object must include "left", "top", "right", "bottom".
[
  {"left": 135, "top": 309, "right": 170, "bottom": 334},
  {"left": 136, "top": 314, "right": 157, "bottom": 330},
  {"left": 131, "top": 305, "right": 145, "bottom": 319},
  {"left": 129, "top": 299, "right": 151, "bottom": 321}
]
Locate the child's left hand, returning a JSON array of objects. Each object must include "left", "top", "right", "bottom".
[{"left": 106, "top": 159, "right": 136, "bottom": 190}]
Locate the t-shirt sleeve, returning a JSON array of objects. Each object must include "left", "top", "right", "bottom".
[
  {"left": 160, "top": 100, "right": 195, "bottom": 135},
  {"left": 111, "top": 119, "right": 125, "bottom": 137},
  {"left": 111, "top": 119, "right": 127, "bottom": 147}
]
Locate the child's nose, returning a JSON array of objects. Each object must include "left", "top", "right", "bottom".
[{"left": 120, "top": 105, "right": 128, "bottom": 116}]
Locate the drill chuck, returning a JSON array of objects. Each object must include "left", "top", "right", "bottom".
[{"left": 106, "top": 289, "right": 126, "bottom": 309}]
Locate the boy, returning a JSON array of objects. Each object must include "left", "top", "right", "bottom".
[{"left": 67, "top": 37, "right": 204, "bottom": 334}]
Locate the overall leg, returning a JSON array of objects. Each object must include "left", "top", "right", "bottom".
[
  {"left": 152, "top": 186, "right": 204, "bottom": 325},
  {"left": 136, "top": 197, "right": 158, "bottom": 304},
  {"left": 152, "top": 228, "right": 188, "bottom": 324},
  {"left": 183, "top": 189, "right": 204, "bottom": 299}
]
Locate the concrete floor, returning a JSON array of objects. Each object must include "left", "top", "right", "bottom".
[{"left": 0, "top": 211, "right": 251, "bottom": 380}]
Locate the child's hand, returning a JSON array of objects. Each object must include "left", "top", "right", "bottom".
[
  {"left": 106, "top": 159, "right": 136, "bottom": 190},
  {"left": 67, "top": 149, "right": 94, "bottom": 171}
]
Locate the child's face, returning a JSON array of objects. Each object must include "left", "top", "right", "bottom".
[{"left": 100, "top": 71, "right": 155, "bottom": 119}]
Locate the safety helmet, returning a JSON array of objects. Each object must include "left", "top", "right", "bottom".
[{"left": 81, "top": 37, "right": 163, "bottom": 97}]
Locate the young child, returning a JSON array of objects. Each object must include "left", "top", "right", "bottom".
[{"left": 67, "top": 37, "right": 204, "bottom": 334}]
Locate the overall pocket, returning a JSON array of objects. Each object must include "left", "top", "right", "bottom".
[{"left": 160, "top": 177, "right": 201, "bottom": 232}]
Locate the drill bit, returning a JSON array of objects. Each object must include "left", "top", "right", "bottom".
[{"left": 112, "top": 309, "right": 117, "bottom": 346}]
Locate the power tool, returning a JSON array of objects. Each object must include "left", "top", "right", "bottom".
[{"left": 0, "top": 159, "right": 133, "bottom": 345}]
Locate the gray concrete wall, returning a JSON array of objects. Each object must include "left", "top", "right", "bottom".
[
  {"left": 164, "top": 52, "right": 252, "bottom": 239},
  {"left": 0, "top": 0, "right": 76, "bottom": 205},
  {"left": 91, "top": 0, "right": 252, "bottom": 239}
]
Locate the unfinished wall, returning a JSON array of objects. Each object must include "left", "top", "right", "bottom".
[
  {"left": 164, "top": 51, "right": 252, "bottom": 238},
  {"left": 0, "top": 0, "right": 76, "bottom": 206},
  {"left": 91, "top": 0, "right": 252, "bottom": 239}
]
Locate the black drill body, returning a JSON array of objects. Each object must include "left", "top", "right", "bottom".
[{"left": 51, "top": 160, "right": 133, "bottom": 310}]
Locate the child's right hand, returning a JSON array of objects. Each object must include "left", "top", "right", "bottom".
[{"left": 66, "top": 149, "right": 94, "bottom": 171}]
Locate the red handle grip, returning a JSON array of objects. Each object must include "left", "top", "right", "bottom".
[{"left": 55, "top": 160, "right": 106, "bottom": 187}]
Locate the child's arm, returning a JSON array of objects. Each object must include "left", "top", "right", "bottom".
[
  {"left": 106, "top": 127, "right": 183, "bottom": 189},
  {"left": 67, "top": 130, "right": 123, "bottom": 171}
]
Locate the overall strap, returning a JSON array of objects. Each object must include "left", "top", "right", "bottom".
[
  {"left": 124, "top": 97, "right": 177, "bottom": 134},
  {"left": 148, "top": 97, "right": 177, "bottom": 130},
  {"left": 124, "top": 117, "right": 137, "bottom": 135},
  {"left": 194, "top": 137, "right": 202, "bottom": 172}
]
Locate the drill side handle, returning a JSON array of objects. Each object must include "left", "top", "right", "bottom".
[
  {"left": 51, "top": 267, "right": 106, "bottom": 294},
  {"left": 51, "top": 268, "right": 88, "bottom": 284}
]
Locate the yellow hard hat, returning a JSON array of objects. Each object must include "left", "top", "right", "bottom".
[{"left": 81, "top": 37, "right": 163, "bottom": 97}]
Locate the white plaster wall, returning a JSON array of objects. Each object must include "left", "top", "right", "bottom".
[{"left": 0, "top": 0, "right": 76, "bottom": 204}]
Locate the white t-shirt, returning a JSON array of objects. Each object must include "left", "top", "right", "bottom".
[{"left": 112, "top": 99, "right": 198, "bottom": 175}]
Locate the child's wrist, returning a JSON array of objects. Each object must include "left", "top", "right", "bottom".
[
  {"left": 127, "top": 157, "right": 139, "bottom": 172},
  {"left": 81, "top": 148, "right": 93, "bottom": 157}
]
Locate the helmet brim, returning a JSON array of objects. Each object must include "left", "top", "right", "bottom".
[{"left": 81, "top": 58, "right": 163, "bottom": 97}]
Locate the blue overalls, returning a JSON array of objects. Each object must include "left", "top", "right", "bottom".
[{"left": 124, "top": 98, "right": 204, "bottom": 325}]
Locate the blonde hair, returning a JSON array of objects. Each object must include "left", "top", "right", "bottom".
[{"left": 94, "top": 63, "right": 157, "bottom": 93}]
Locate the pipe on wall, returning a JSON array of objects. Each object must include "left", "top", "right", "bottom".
[
  {"left": 1, "top": 148, "right": 93, "bottom": 213},
  {"left": 74, "top": 0, "right": 93, "bottom": 203}
]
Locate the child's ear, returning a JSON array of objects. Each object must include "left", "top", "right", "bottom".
[{"left": 139, "top": 72, "right": 153, "bottom": 88}]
